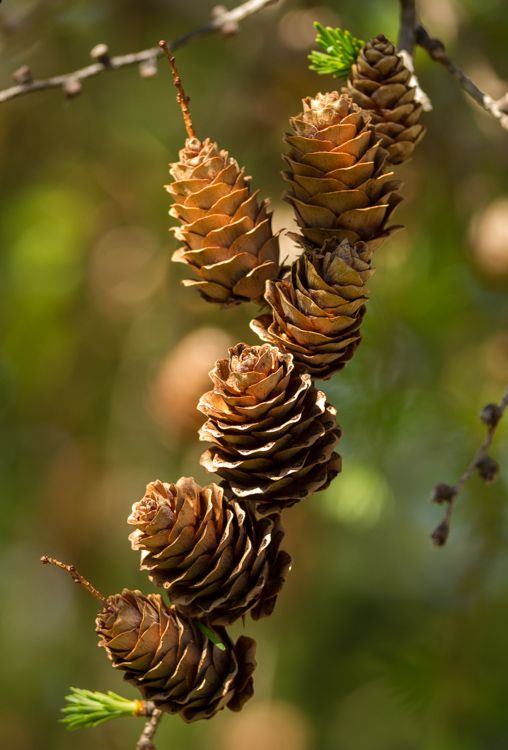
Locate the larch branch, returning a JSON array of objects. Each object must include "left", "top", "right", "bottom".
[
  {"left": 135, "top": 707, "right": 163, "bottom": 750},
  {"left": 0, "top": 0, "right": 279, "bottom": 104},
  {"left": 397, "top": 0, "right": 432, "bottom": 111},
  {"left": 415, "top": 24, "right": 508, "bottom": 132},
  {"left": 397, "top": 0, "right": 417, "bottom": 56}
]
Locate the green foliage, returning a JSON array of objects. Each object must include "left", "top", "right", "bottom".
[
  {"left": 308, "top": 23, "right": 364, "bottom": 78},
  {"left": 61, "top": 688, "right": 142, "bottom": 730}
]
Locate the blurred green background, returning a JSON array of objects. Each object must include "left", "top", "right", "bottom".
[{"left": 1, "top": 1, "right": 508, "bottom": 749}]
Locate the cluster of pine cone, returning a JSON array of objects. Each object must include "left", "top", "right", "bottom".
[{"left": 93, "top": 34, "right": 425, "bottom": 724}]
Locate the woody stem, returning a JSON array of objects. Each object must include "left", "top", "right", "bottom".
[
  {"left": 40, "top": 555, "right": 108, "bottom": 605},
  {"left": 159, "top": 40, "right": 197, "bottom": 139}
]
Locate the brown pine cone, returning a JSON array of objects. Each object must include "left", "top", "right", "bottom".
[
  {"left": 345, "top": 35, "right": 426, "bottom": 165},
  {"left": 96, "top": 589, "right": 256, "bottom": 722},
  {"left": 283, "top": 92, "right": 402, "bottom": 253},
  {"left": 167, "top": 137, "right": 280, "bottom": 305},
  {"left": 128, "top": 477, "right": 291, "bottom": 625},
  {"left": 198, "top": 343, "right": 341, "bottom": 514},
  {"left": 251, "top": 239, "right": 373, "bottom": 379}
]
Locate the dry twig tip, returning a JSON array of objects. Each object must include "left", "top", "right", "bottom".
[
  {"left": 40, "top": 555, "right": 107, "bottom": 604},
  {"left": 159, "top": 40, "right": 196, "bottom": 140}
]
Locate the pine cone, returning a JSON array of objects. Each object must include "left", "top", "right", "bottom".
[
  {"left": 251, "top": 239, "right": 373, "bottom": 379},
  {"left": 345, "top": 35, "right": 426, "bottom": 165},
  {"left": 198, "top": 343, "right": 341, "bottom": 514},
  {"left": 284, "top": 92, "right": 402, "bottom": 253},
  {"left": 128, "top": 477, "right": 291, "bottom": 625},
  {"left": 167, "top": 137, "right": 280, "bottom": 305},
  {"left": 96, "top": 589, "right": 256, "bottom": 722}
]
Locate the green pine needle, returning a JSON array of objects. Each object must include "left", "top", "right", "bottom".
[
  {"left": 308, "top": 23, "right": 364, "bottom": 79},
  {"left": 61, "top": 688, "right": 142, "bottom": 730},
  {"left": 196, "top": 621, "right": 226, "bottom": 651},
  {"left": 166, "top": 595, "right": 225, "bottom": 651}
]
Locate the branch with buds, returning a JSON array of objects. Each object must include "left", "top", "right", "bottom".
[
  {"left": 430, "top": 387, "right": 508, "bottom": 546},
  {"left": 0, "top": 0, "right": 279, "bottom": 104}
]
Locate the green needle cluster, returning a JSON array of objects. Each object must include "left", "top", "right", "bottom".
[
  {"left": 61, "top": 688, "right": 143, "bottom": 730},
  {"left": 308, "top": 23, "right": 364, "bottom": 78}
]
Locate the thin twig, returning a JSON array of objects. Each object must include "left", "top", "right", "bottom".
[
  {"left": 415, "top": 25, "right": 508, "bottom": 132},
  {"left": 159, "top": 41, "right": 196, "bottom": 139},
  {"left": 0, "top": 0, "right": 279, "bottom": 104},
  {"left": 136, "top": 707, "right": 163, "bottom": 750},
  {"left": 397, "top": 0, "right": 432, "bottom": 111},
  {"left": 40, "top": 555, "right": 108, "bottom": 604},
  {"left": 431, "top": 386, "right": 508, "bottom": 546}
]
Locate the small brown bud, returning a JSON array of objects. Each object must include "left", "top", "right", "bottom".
[
  {"left": 431, "top": 519, "right": 450, "bottom": 547},
  {"left": 90, "top": 43, "right": 110, "bottom": 65},
  {"left": 476, "top": 455, "right": 499, "bottom": 483},
  {"left": 480, "top": 403, "right": 502, "bottom": 428},
  {"left": 13, "top": 65, "right": 32, "bottom": 84},
  {"left": 431, "top": 482, "right": 457, "bottom": 504},
  {"left": 63, "top": 78, "right": 82, "bottom": 99},
  {"left": 212, "top": 4, "right": 228, "bottom": 16},
  {"left": 139, "top": 58, "right": 158, "bottom": 78}
]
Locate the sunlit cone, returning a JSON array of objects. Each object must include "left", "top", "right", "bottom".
[
  {"left": 96, "top": 589, "right": 256, "bottom": 722},
  {"left": 345, "top": 35, "right": 426, "bottom": 165},
  {"left": 198, "top": 343, "right": 341, "bottom": 514},
  {"left": 284, "top": 91, "right": 402, "bottom": 253},
  {"left": 251, "top": 239, "right": 373, "bottom": 379},
  {"left": 159, "top": 44, "right": 280, "bottom": 305},
  {"left": 128, "top": 477, "right": 291, "bottom": 624},
  {"left": 168, "top": 138, "right": 280, "bottom": 304}
]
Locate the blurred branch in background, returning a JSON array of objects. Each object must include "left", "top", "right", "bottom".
[
  {"left": 0, "top": 0, "right": 279, "bottom": 104},
  {"left": 398, "top": 0, "right": 508, "bottom": 131},
  {"left": 396, "top": 0, "right": 431, "bottom": 110},
  {"left": 3, "top": 0, "right": 507, "bottom": 133},
  {"left": 415, "top": 25, "right": 508, "bottom": 131},
  {"left": 431, "top": 386, "right": 508, "bottom": 547}
]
